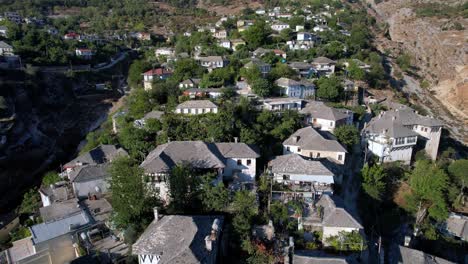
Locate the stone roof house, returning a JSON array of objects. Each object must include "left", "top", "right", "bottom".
[
  {"left": 133, "top": 214, "right": 224, "bottom": 264},
  {"left": 64, "top": 145, "right": 128, "bottom": 169},
  {"left": 283, "top": 126, "right": 347, "bottom": 164},
  {"left": 175, "top": 100, "right": 218, "bottom": 115},
  {"left": 311, "top": 57, "right": 336, "bottom": 77},
  {"left": 300, "top": 101, "right": 354, "bottom": 132},
  {"left": 275, "top": 77, "right": 315, "bottom": 99},
  {"left": 394, "top": 246, "right": 455, "bottom": 264}
]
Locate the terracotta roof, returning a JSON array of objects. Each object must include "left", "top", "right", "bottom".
[{"left": 143, "top": 68, "right": 173, "bottom": 76}]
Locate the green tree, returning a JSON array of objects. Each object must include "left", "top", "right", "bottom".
[
  {"left": 19, "top": 188, "right": 40, "bottom": 215},
  {"left": 199, "top": 177, "right": 229, "bottom": 212},
  {"left": 396, "top": 53, "right": 412, "bottom": 72},
  {"left": 407, "top": 160, "right": 449, "bottom": 222},
  {"left": 448, "top": 159, "right": 468, "bottom": 208},
  {"left": 42, "top": 171, "right": 61, "bottom": 186},
  {"left": 242, "top": 20, "right": 271, "bottom": 49},
  {"left": 316, "top": 76, "right": 343, "bottom": 101},
  {"left": 251, "top": 78, "right": 272, "bottom": 97},
  {"left": 172, "top": 58, "right": 205, "bottom": 81},
  {"left": 361, "top": 164, "right": 386, "bottom": 201},
  {"left": 270, "top": 201, "right": 288, "bottom": 225},
  {"left": 168, "top": 164, "right": 199, "bottom": 211},
  {"left": 347, "top": 60, "right": 366, "bottom": 80},
  {"left": 109, "top": 156, "right": 150, "bottom": 228},
  {"left": 334, "top": 125, "right": 359, "bottom": 149},
  {"left": 127, "top": 89, "right": 153, "bottom": 118},
  {"left": 118, "top": 122, "right": 153, "bottom": 159},
  {"left": 128, "top": 59, "right": 148, "bottom": 87},
  {"left": 269, "top": 63, "right": 297, "bottom": 80},
  {"left": 325, "top": 231, "right": 366, "bottom": 252},
  {"left": 232, "top": 191, "right": 258, "bottom": 237}
]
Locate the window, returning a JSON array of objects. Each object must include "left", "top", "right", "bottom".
[
  {"left": 247, "top": 159, "right": 252, "bottom": 165},
  {"left": 298, "top": 148, "right": 301, "bottom": 152},
  {"left": 395, "top": 137, "right": 405, "bottom": 145},
  {"left": 188, "top": 109, "right": 192, "bottom": 114},
  {"left": 338, "top": 154, "right": 343, "bottom": 161},
  {"left": 317, "top": 153, "right": 320, "bottom": 158},
  {"left": 237, "top": 160, "right": 242, "bottom": 165},
  {"left": 309, "top": 153, "right": 313, "bottom": 158},
  {"left": 283, "top": 175, "right": 290, "bottom": 180},
  {"left": 407, "top": 137, "right": 417, "bottom": 143},
  {"left": 330, "top": 122, "right": 333, "bottom": 127},
  {"left": 286, "top": 146, "right": 290, "bottom": 151},
  {"left": 424, "top": 128, "right": 428, "bottom": 132},
  {"left": 202, "top": 109, "right": 205, "bottom": 114}
]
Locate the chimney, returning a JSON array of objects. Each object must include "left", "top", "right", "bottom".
[
  {"left": 234, "top": 137, "right": 239, "bottom": 143},
  {"left": 153, "top": 207, "right": 159, "bottom": 222},
  {"left": 205, "top": 236, "right": 212, "bottom": 251}
]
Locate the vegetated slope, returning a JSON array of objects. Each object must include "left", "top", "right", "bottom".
[
  {"left": 366, "top": 0, "right": 467, "bottom": 127},
  {"left": 196, "top": 0, "right": 263, "bottom": 16}
]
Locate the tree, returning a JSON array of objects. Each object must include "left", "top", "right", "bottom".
[
  {"left": 109, "top": 156, "right": 151, "bottom": 228},
  {"left": 168, "top": 164, "right": 199, "bottom": 211},
  {"left": 127, "top": 89, "right": 152, "bottom": 118},
  {"left": 407, "top": 160, "right": 449, "bottom": 223},
  {"left": 118, "top": 122, "right": 153, "bottom": 159},
  {"left": 316, "top": 76, "right": 343, "bottom": 101},
  {"left": 334, "top": 125, "right": 359, "bottom": 149},
  {"left": 269, "top": 63, "right": 297, "bottom": 80},
  {"left": 396, "top": 53, "right": 412, "bottom": 72},
  {"left": 172, "top": 58, "right": 205, "bottom": 81},
  {"left": 347, "top": 60, "right": 365, "bottom": 81},
  {"left": 42, "top": 171, "right": 61, "bottom": 186},
  {"left": 199, "top": 176, "right": 229, "bottom": 212},
  {"left": 242, "top": 20, "right": 271, "bottom": 49},
  {"left": 325, "top": 231, "right": 366, "bottom": 252},
  {"left": 19, "top": 188, "right": 40, "bottom": 215},
  {"left": 270, "top": 201, "right": 288, "bottom": 225},
  {"left": 361, "top": 164, "right": 386, "bottom": 201},
  {"left": 128, "top": 59, "right": 148, "bottom": 86},
  {"left": 232, "top": 191, "right": 258, "bottom": 237},
  {"left": 251, "top": 78, "right": 272, "bottom": 97},
  {"left": 448, "top": 159, "right": 468, "bottom": 208}
]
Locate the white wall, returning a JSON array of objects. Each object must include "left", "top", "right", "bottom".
[
  {"left": 274, "top": 173, "right": 334, "bottom": 184},
  {"left": 283, "top": 145, "right": 346, "bottom": 164},
  {"left": 176, "top": 107, "right": 218, "bottom": 115},
  {"left": 40, "top": 192, "right": 51, "bottom": 207},
  {"left": 223, "top": 158, "right": 256, "bottom": 182},
  {"left": 322, "top": 227, "right": 359, "bottom": 241}
]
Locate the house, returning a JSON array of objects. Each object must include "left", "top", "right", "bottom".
[
  {"left": 39, "top": 198, "right": 81, "bottom": 223},
  {"left": 261, "top": 98, "right": 304, "bottom": 111},
  {"left": 255, "top": 9, "right": 266, "bottom": 15},
  {"left": 288, "top": 62, "right": 313, "bottom": 77},
  {"left": 343, "top": 59, "right": 371, "bottom": 72},
  {"left": 273, "top": 49, "right": 287, "bottom": 59},
  {"left": 39, "top": 181, "right": 73, "bottom": 207},
  {"left": 179, "top": 78, "right": 201, "bottom": 89},
  {"left": 311, "top": 57, "right": 336, "bottom": 77},
  {"left": 269, "top": 154, "right": 335, "bottom": 195},
  {"left": 142, "top": 68, "right": 173, "bottom": 90},
  {"left": 283, "top": 126, "right": 347, "bottom": 165},
  {"left": 0, "top": 26, "right": 8, "bottom": 37},
  {"left": 275, "top": 78, "right": 315, "bottom": 99},
  {"left": 134, "top": 32, "right": 151, "bottom": 41},
  {"left": 393, "top": 246, "right": 455, "bottom": 264},
  {"left": 271, "top": 22, "right": 290, "bottom": 32},
  {"left": 295, "top": 25, "right": 305, "bottom": 32},
  {"left": 140, "top": 141, "right": 259, "bottom": 201},
  {"left": 237, "top": 20, "right": 254, "bottom": 32},
  {"left": 134, "top": 110, "right": 164, "bottom": 129},
  {"left": 183, "top": 88, "right": 207, "bottom": 99},
  {"left": 75, "top": 48, "right": 94, "bottom": 60},
  {"left": 231, "top": 39, "right": 246, "bottom": 51},
  {"left": 68, "top": 164, "right": 110, "bottom": 198},
  {"left": 300, "top": 101, "right": 354, "bottom": 132},
  {"left": 213, "top": 29, "right": 228, "bottom": 39},
  {"left": 133, "top": 213, "right": 224, "bottom": 264},
  {"left": 297, "top": 32, "right": 318, "bottom": 42},
  {"left": 313, "top": 25, "right": 331, "bottom": 32},
  {"left": 363, "top": 107, "right": 443, "bottom": 164},
  {"left": 4, "top": 12, "right": 22, "bottom": 23},
  {"left": 218, "top": 39, "right": 231, "bottom": 49},
  {"left": 313, "top": 194, "right": 362, "bottom": 240},
  {"left": 198, "top": 56, "right": 228, "bottom": 71},
  {"left": 175, "top": 100, "right": 218, "bottom": 115},
  {"left": 287, "top": 40, "right": 314, "bottom": 51},
  {"left": 440, "top": 213, "right": 468, "bottom": 241},
  {"left": 63, "top": 144, "right": 128, "bottom": 171},
  {"left": 63, "top": 32, "right": 80, "bottom": 40},
  {"left": 155, "top": 47, "right": 175, "bottom": 57},
  {"left": 0, "top": 41, "right": 13, "bottom": 55},
  {"left": 236, "top": 78, "right": 252, "bottom": 96},
  {"left": 244, "top": 58, "right": 271, "bottom": 75}
]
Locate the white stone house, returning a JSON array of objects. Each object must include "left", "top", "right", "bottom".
[
  {"left": 0, "top": 41, "right": 13, "bottom": 55},
  {"left": 213, "top": 29, "right": 228, "bottom": 39},
  {"left": 300, "top": 101, "right": 354, "bottom": 132},
  {"left": 142, "top": 68, "right": 173, "bottom": 90},
  {"left": 275, "top": 77, "right": 315, "bottom": 99},
  {"left": 140, "top": 141, "right": 259, "bottom": 202},
  {"left": 283, "top": 126, "right": 347, "bottom": 165},
  {"left": 269, "top": 154, "right": 335, "bottom": 196},
  {"left": 75, "top": 48, "right": 94, "bottom": 60},
  {"left": 363, "top": 107, "right": 443, "bottom": 164},
  {"left": 198, "top": 56, "right": 228, "bottom": 71},
  {"left": 175, "top": 100, "right": 218, "bottom": 115},
  {"left": 311, "top": 57, "right": 336, "bottom": 77},
  {"left": 244, "top": 58, "right": 271, "bottom": 76},
  {"left": 271, "top": 22, "right": 290, "bottom": 32},
  {"left": 261, "top": 98, "right": 304, "bottom": 111},
  {"left": 155, "top": 47, "right": 175, "bottom": 57},
  {"left": 218, "top": 39, "right": 231, "bottom": 49}
]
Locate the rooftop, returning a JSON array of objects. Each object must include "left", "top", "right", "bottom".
[
  {"left": 312, "top": 56, "right": 336, "bottom": 65},
  {"left": 64, "top": 144, "right": 128, "bottom": 168},
  {"left": 0, "top": 41, "right": 12, "bottom": 49},
  {"left": 283, "top": 127, "right": 347, "bottom": 153},
  {"left": 68, "top": 164, "right": 110, "bottom": 183},
  {"left": 132, "top": 215, "right": 223, "bottom": 264},
  {"left": 30, "top": 211, "right": 91, "bottom": 244},
  {"left": 39, "top": 198, "right": 81, "bottom": 223},
  {"left": 176, "top": 100, "right": 218, "bottom": 109},
  {"left": 317, "top": 194, "right": 362, "bottom": 229},
  {"left": 300, "top": 101, "right": 352, "bottom": 121},
  {"left": 143, "top": 68, "right": 173, "bottom": 76},
  {"left": 143, "top": 110, "right": 164, "bottom": 120},
  {"left": 269, "top": 154, "right": 334, "bottom": 176},
  {"left": 396, "top": 246, "right": 455, "bottom": 264},
  {"left": 293, "top": 250, "right": 355, "bottom": 264}
]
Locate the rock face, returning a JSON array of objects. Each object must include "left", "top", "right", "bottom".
[
  {"left": 0, "top": 70, "right": 115, "bottom": 212},
  {"left": 367, "top": 0, "right": 468, "bottom": 125}
]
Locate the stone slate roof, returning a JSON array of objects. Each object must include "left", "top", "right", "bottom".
[
  {"left": 176, "top": 100, "right": 218, "bottom": 109},
  {"left": 396, "top": 246, "right": 455, "bottom": 264},
  {"left": 39, "top": 181, "right": 70, "bottom": 202},
  {"left": 64, "top": 145, "right": 128, "bottom": 168},
  {"left": 132, "top": 215, "right": 223, "bottom": 264},
  {"left": 180, "top": 78, "right": 201, "bottom": 86},
  {"left": 39, "top": 199, "right": 81, "bottom": 223},
  {"left": 30, "top": 211, "right": 91, "bottom": 244},
  {"left": 245, "top": 58, "right": 270, "bottom": 68},
  {"left": 365, "top": 108, "right": 443, "bottom": 138},
  {"left": 68, "top": 164, "right": 109, "bottom": 183},
  {"left": 312, "top": 56, "right": 336, "bottom": 65},
  {"left": 276, "top": 77, "right": 301, "bottom": 87},
  {"left": 0, "top": 41, "right": 12, "bottom": 49},
  {"left": 140, "top": 141, "right": 259, "bottom": 174},
  {"left": 300, "top": 101, "right": 352, "bottom": 121},
  {"left": 294, "top": 251, "right": 353, "bottom": 264},
  {"left": 143, "top": 110, "right": 164, "bottom": 120},
  {"left": 289, "top": 61, "right": 312, "bottom": 70},
  {"left": 269, "top": 154, "right": 334, "bottom": 176},
  {"left": 445, "top": 213, "right": 468, "bottom": 241},
  {"left": 213, "top": 143, "right": 260, "bottom": 158},
  {"left": 317, "top": 194, "right": 362, "bottom": 229},
  {"left": 283, "top": 127, "right": 347, "bottom": 153},
  {"left": 198, "top": 56, "right": 224, "bottom": 62}
]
